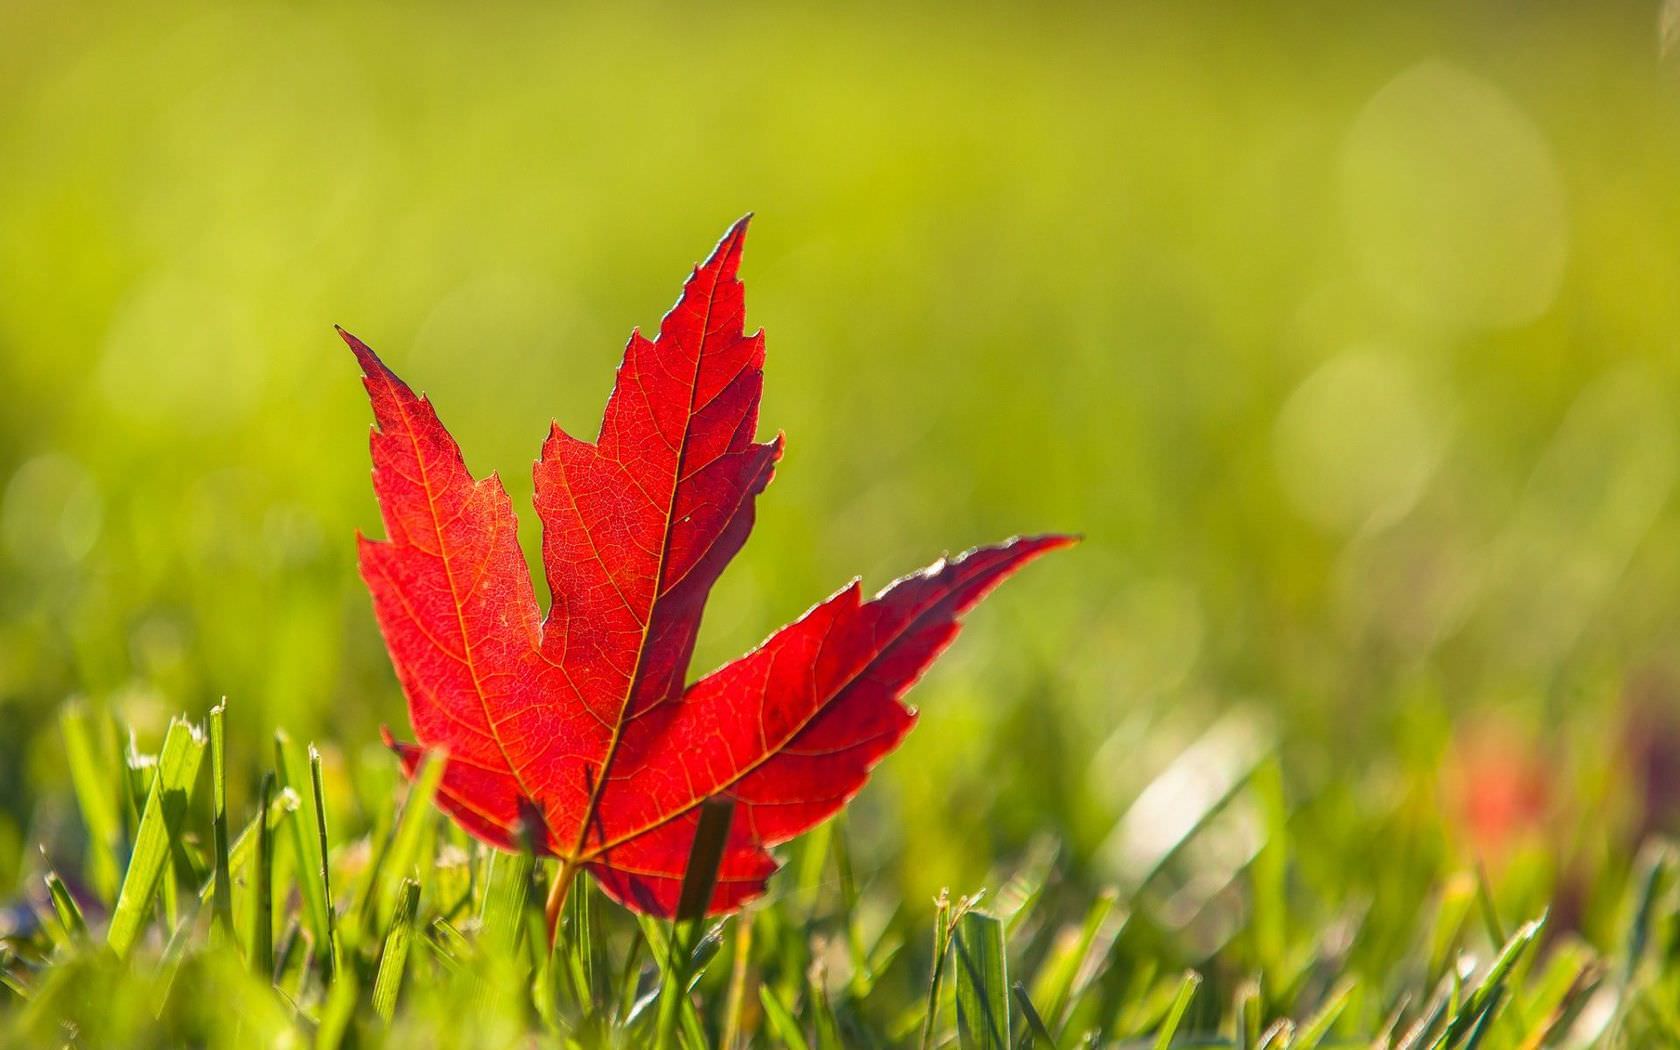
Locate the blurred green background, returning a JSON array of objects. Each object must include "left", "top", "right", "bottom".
[{"left": 5, "top": 0, "right": 1680, "bottom": 975}]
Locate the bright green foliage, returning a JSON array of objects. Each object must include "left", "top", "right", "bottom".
[
  {"left": 372, "top": 878, "right": 418, "bottom": 1022},
  {"left": 106, "top": 718, "right": 205, "bottom": 960},
  {"left": 19, "top": 700, "right": 1679, "bottom": 1044},
  {"left": 953, "top": 910, "right": 1010, "bottom": 1050}
]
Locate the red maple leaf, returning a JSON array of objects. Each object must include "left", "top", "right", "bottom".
[{"left": 342, "top": 218, "right": 1072, "bottom": 920}]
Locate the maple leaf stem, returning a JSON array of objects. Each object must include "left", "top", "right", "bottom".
[{"left": 545, "top": 857, "right": 580, "bottom": 946}]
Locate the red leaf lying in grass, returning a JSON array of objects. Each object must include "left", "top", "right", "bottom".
[{"left": 342, "top": 218, "right": 1072, "bottom": 919}]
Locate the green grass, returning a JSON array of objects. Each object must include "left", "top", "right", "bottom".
[{"left": 1, "top": 699, "right": 1677, "bottom": 1046}]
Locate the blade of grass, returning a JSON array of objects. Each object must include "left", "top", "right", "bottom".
[
  {"left": 309, "top": 744, "right": 340, "bottom": 983},
  {"left": 479, "top": 847, "right": 533, "bottom": 955},
  {"left": 1014, "top": 982, "right": 1058, "bottom": 1048},
  {"left": 657, "top": 798, "right": 735, "bottom": 1050},
  {"left": 273, "top": 917, "right": 303, "bottom": 994},
  {"left": 1426, "top": 915, "right": 1546, "bottom": 1050},
  {"left": 1152, "top": 971, "right": 1202, "bottom": 1050},
  {"left": 275, "top": 730, "right": 332, "bottom": 965},
  {"left": 315, "top": 968, "right": 360, "bottom": 1050},
  {"left": 1472, "top": 864, "right": 1507, "bottom": 949},
  {"left": 615, "top": 926, "right": 647, "bottom": 1027},
  {"left": 809, "top": 962, "right": 844, "bottom": 1050},
  {"left": 759, "top": 983, "right": 812, "bottom": 1050},
  {"left": 953, "top": 909, "right": 1010, "bottom": 1050},
  {"left": 675, "top": 798, "right": 735, "bottom": 924},
  {"left": 0, "top": 953, "right": 28, "bottom": 1001},
  {"left": 59, "top": 700, "right": 124, "bottom": 903},
  {"left": 369, "top": 747, "right": 442, "bottom": 933},
  {"left": 999, "top": 838, "right": 1058, "bottom": 937},
  {"left": 426, "top": 916, "right": 471, "bottom": 966},
  {"left": 201, "top": 789, "right": 297, "bottom": 897},
  {"left": 1235, "top": 979, "right": 1262, "bottom": 1050},
  {"left": 1514, "top": 943, "right": 1593, "bottom": 1048},
  {"left": 921, "top": 891, "right": 955, "bottom": 1050},
  {"left": 552, "top": 870, "right": 599, "bottom": 1028},
  {"left": 250, "top": 771, "right": 276, "bottom": 982},
  {"left": 1459, "top": 987, "right": 1505, "bottom": 1050},
  {"left": 373, "top": 878, "right": 420, "bottom": 1022},
  {"left": 108, "top": 717, "right": 206, "bottom": 959},
  {"left": 1623, "top": 841, "right": 1673, "bottom": 979},
  {"left": 1397, "top": 969, "right": 1459, "bottom": 1050},
  {"left": 209, "top": 702, "right": 234, "bottom": 945},
  {"left": 1290, "top": 978, "right": 1354, "bottom": 1049},
  {"left": 1428, "top": 874, "right": 1477, "bottom": 982},
  {"left": 830, "top": 815, "right": 873, "bottom": 996},
  {"left": 151, "top": 897, "right": 204, "bottom": 1018},
  {"left": 721, "top": 912, "right": 754, "bottom": 1050},
  {"left": 794, "top": 817, "right": 834, "bottom": 911},
  {"left": 1258, "top": 1019, "right": 1296, "bottom": 1048},
  {"left": 44, "top": 870, "right": 88, "bottom": 944},
  {"left": 1030, "top": 887, "right": 1119, "bottom": 1033}
]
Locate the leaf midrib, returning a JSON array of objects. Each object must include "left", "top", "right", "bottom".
[{"left": 564, "top": 251, "right": 729, "bottom": 862}]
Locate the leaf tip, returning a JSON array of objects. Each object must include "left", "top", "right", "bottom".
[
  {"left": 336, "top": 325, "right": 385, "bottom": 379},
  {"left": 704, "top": 215, "right": 752, "bottom": 277}
]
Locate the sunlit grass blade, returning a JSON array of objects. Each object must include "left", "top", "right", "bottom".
[
  {"left": 721, "top": 912, "right": 754, "bottom": 1050},
  {"left": 425, "top": 916, "right": 472, "bottom": 972},
  {"left": 276, "top": 916, "right": 307, "bottom": 998},
  {"left": 1290, "top": 978, "right": 1354, "bottom": 1050},
  {"left": 1029, "top": 886, "right": 1119, "bottom": 1033},
  {"left": 953, "top": 909, "right": 1010, "bottom": 1050},
  {"left": 316, "top": 967, "right": 361, "bottom": 1050},
  {"left": 478, "top": 847, "right": 533, "bottom": 955},
  {"left": 209, "top": 702, "right": 234, "bottom": 944},
  {"left": 998, "top": 838, "right": 1057, "bottom": 937},
  {"left": 274, "top": 730, "right": 332, "bottom": 967},
  {"left": 1426, "top": 915, "right": 1546, "bottom": 1050},
  {"left": 615, "top": 924, "right": 647, "bottom": 1027},
  {"left": 758, "top": 983, "right": 812, "bottom": 1050},
  {"left": 59, "top": 700, "right": 124, "bottom": 903},
  {"left": 367, "top": 747, "right": 442, "bottom": 933},
  {"left": 1428, "top": 874, "right": 1477, "bottom": 982},
  {"left": 793, "top": 817, "right": 833, "bottom": 910},
  {"left": 1234, "top": 979, "right": 1262, "bottom": 1050},
  {"left": 1459, "top": 987, "right": 1504, "bottom": 1050},
  {"left": 1013, "top": 982, "right": 1057, "bottom": 1048},
  {"left": 1515, "top": 942, "right": 1593, "bottom": 1046},
  {"left": 806, "top": 964, "right": 843, "bottom": 1050},
  {"left": 553, "top": 869, "right": 607, "bottom": 1034},
  {"left": 107, "top": 717, "right": 206, "bottom": 959},
  {"left": 1623, "top": 840, "right": 1674, "bottom": 980},
  {"left": 1398, "top": 969, "right": 1458, "bottom": 1050},
  {"left": 373, "top": 877, "right": 420, "bottom": 1022},
  {"left": 1152, "top": 971, "right": 1202, "bottom": 1050},
  {"left": 309, "top": 744, "right": 340, "bottom": 983},
  {"left": 201, "top": 783, "right": 298, "bottom": 917},
  {"left": 1469, "top": 863, "right": 1504, "bottom": 943},
  {"left": 675, "top": 798, "right": 734, "bottom": 925},
  {"left": 829, "top": 815, "right": 873, "bottom": 996},
  {"left": 657, "top": 798, "right": 734, "bottom": 1050},
  {"left": 44, "top": 870, "right": 88, "bottom": 944},
  {"left": 921, "top": 890, "right": 956, "bottom": 1050},
  {"left": 0, "top": 949, "right": 30, "bottom": 1001},
  {"left": 251, "top": 771, "right": 276, "bottom": 981},
  {"left": 152, "top": 897, "right": 203, "bottom": 1017}
]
